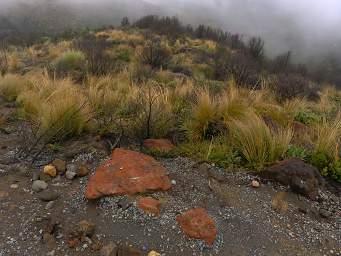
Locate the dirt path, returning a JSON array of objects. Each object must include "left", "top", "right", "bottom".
[{"left": 0, "top": 103, "right": 340, "bottom": 256}]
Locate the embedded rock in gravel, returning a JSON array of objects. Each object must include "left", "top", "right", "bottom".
[
  {"left": 51, "top": 159, "right": 66, "bottom": 175},
  {"left": 261, "top": 158, "right": 324, "bottom": 199},
  {"left": 76, "top": 164, "right": 90, "bottom": 177},
  {"left": 148, "top": 251, "right": 161, "bottom": 256},
  {"left": 32, "top": 180, "right": 48, "bottom": 192},
  {"left": 39, "top": 172, "right": 52, "bottom": 182},
  {"left": 66, "top": 170, "right": 77, "bottom": 180},
  {"left": 85, "top": 148, "right": 172, "bottom": 199},
  {"left": 77, "top": 220, "right": 95, "bottom": 237},
  {"left": 176, "top": 208, "right": 217, "bottom": 246},
  {"left": 0, "top": 190, "right": 9, "bottom": 198},
  {"left": 10, "top": 184, "right": 18, "bottom": 189},
  {"left": 37, "top": 190, "right": 59, "bottom": 202},
  {"left": 252, "top": 180, "right": 260, "bottom": 188},
  {"left": 137, "top": 197, "right": 161, "bottom": 216},
  {"left": 143, "top": 138, "right": 174, "bottom": 152},
  {"left": 272, "top": 192, "right": 288, "bottom": 213},
  {"left": 100, "top": 243, "right": 142, "bottom": 256},
  {"left": 43, "top": 165, "right": 57, "bottom": 177},
  {"left": 100, "top": 243, "right": 115, "bottom": 256}
]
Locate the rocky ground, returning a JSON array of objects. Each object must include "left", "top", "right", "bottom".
[{"left": 0, "top": 101, "right": 341, "bottom": 256}]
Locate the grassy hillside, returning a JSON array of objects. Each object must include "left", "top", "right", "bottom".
[{"left": 0, "top": 19, "right": 341, "bottom": 182}]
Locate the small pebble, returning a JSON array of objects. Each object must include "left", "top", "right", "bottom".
[
  {"left": 10, "top": 184, "right": 19, "bottom": 189},
  {"left": 66, "top": 170, "right": 77, "bottom": 180},
  {"left": 251, "top": 180, "right": 260, "bottom": 188}
]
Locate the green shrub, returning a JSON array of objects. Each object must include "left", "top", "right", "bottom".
[
  {"left": 116, "top": 50, "right": 131, "bottom": 62},
  {"left": 321, "top": 160, "right": 341, "bottom": 182},
  {"left": 294, "top": 109, "right": 319, "bottom": 125},
  {"left": 286, "top": 144, "right": 309, "bottom": 161},
  {"left": 54, "top": 51, "right": 86, "bottom": 81},
  {"left": 310, "top": 152, "right": 341, "bottom": 182}
]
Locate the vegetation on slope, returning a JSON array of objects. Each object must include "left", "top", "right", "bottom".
[{"left": 0, "top": 17, "right": 341, "bottom": 182}]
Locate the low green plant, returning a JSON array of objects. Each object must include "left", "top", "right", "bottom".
[
  {"left": 294, "top": 109, "right": 319, "bottom": 125},
  {"left": 286, "top": 144, "right": 309, "bottom": 161},
  {"left": 321, "top": 160, "right": 341, "bottom": 182},
  {"left": 54, "top": 51, "right": 86, "bottom": 81},
  {"left": 310, "top": 152, "right": 341, "bottom": 182},
  {"left": 174, "top": 138, "right": 241, "bottom": 168}
]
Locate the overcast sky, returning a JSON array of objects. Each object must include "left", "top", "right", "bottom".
[
  {"left": 138, "top": 0, "right": 341, "bottom": 60},
  {"left": 1, "top": 0, "right": 341, "bottom": 61}
]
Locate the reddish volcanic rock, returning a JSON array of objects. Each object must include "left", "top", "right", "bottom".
[
  {"left": 176, "top": 208, "right": 217, "bottom": 245},
  {"left": 85, "top": 149, "right": 172, "bottom": 199},
  {"left": 137, "top": 197, "right": 161, "bottom": 216},
  {"left": 143, "top": 139, "right": 174, "bottom": 152}
]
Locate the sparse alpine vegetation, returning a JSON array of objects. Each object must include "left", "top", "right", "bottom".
[{"left": 0, "top": 16, "right": 340, "bottom": 183}]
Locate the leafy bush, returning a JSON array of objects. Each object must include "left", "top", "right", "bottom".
[
  {"left": 286, "top": 144, "right": 309, "bottom": 160},
  {"left": 214, "top": 45, "right": 260, "bottom": 88},
  {"left": 74, "top": 34, "right": 115, "bottom": 75},
  {"left": 140, "top": 41, "right": 171, "bottom": 69},
  {"left": 294, "top": 109, "right": 319, "bottom": 125},
  {"left": 321, "top": 160, "right": 341, "bottom": 182},
  {"left": 274, "top": 73, "right": 319, "bottom": 101},
  {"left": 247, "top": 37, "right": 264, "bottom": 60},
  {"left": 229, "top": 112, "right": 293, "bottom": 168},
  {"left": 54, "top": 51, "right": 86, "bottom": 81}
]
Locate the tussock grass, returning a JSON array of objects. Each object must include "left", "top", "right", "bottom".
[
  {"left": 17, "top": 74, "right": 91, "bottom": 142},
  {"left": 186, "top": 89, "right": 218, "bottom": 140},
  {"left": 313, "top": 117, "right": 341, "bottom": 160},
  {"left": 229, "top": 112, "right": 293, "bottom": 168},
  {"left": 219, "top": 81, "right": 250, "bottom": 124},
  {"left": 0, "top": 74, "right": 29, "bottom": 101}
]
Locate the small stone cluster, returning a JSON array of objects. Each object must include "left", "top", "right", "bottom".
[{"left": 85, "top": 140, "right": 218, "bottom": 246}]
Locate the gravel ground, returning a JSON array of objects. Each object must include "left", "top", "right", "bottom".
[
  {"left": 1, "top": 152, "right": 340, "bottom": 255},
  {"left": 0, "top": 101, "right": 340, "bottom": 255}
]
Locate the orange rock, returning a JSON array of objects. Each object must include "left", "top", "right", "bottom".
[
  {"left": 176, "top": 208, "right": 217, "bottom": 245},
  {"left": 137, "top": 197, "right": 161, "bottom": 216},
  {"left": 43, "top": 165, "right": 57, "bottom": 177},
  {"left": 0, "top": 190, "right": 9, "bottom": 198},
  {"left": 143, "top": 139, "right": 174, "bottom": 152},
  {"left": 85, "top": 149, "right": 172, "bottom": 199}
]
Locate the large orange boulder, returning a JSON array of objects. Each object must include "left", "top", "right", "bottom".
[
  {"left": 143, "top": 139, "right": 174, "bottom": 152},
  {"left": 137, "top": 197, "right": 161, "bottom": 216},
  {"left": 176, "top": 208, "right": 217, "bottom": 246},
  {"left": 85, "top": 149, "right": 172, "bottom": 199}
]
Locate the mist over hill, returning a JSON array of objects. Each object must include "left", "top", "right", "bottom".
[{"left": 0, "top": 0, "right": 341, "bottom": 71}]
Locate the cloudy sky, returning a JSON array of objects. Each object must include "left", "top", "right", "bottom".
[
  {"left": 1, "top": 0, "right": 340, "bottom": 61},
  {"left": 137, "top": 0, "right": 341, "bottom": 59}
]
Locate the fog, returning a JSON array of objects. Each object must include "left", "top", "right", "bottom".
[{"left": 1, "top": 0, "right": 341, "bottom": 62}]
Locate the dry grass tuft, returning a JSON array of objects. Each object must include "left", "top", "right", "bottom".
[
  {"left": 313, "top": 117, "right": 341, "bottom": 160},
  {"left": 0, "top": 74, "right": 29, "bottom": 101},
  {"left": 186, "top": 89, "right": 218, "bottom": 140},
  {"left": 229, "top": 112, "right": 292, "bottom": 168},
  {"left": 17, "top": 74, "right": 91, "bottom": 142}
]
